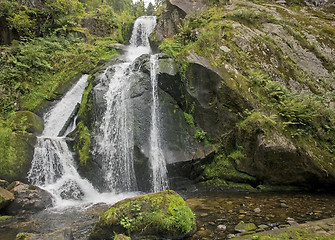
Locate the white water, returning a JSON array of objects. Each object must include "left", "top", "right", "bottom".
[
  {"left": 149, "top": 54, "right": 169, "bottom": 192},
  {"left": 28, "top": 16, "right": 168, "bottom": 207},
  {"left": 94, "top": 16, "right": 165, "bottom": 193}
]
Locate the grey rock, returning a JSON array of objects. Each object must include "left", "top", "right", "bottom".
[{"left": 6, "top": 182, "right": 53, "bottom": 215}]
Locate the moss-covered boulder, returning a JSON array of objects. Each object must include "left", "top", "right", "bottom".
[
  {"left": 89, "top": 190, "right": 196, "bottom": 240},
  {"left": 12, "top": 111, "right": 44, "bottom": 135},
  {"left": 0, "top": 131, "right": 36, "bottom": 183},
  {"left": 0, "top": 186, "right": 15, "bottom": 211}
]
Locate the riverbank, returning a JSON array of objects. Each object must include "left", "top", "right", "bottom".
[{"left": 235, "top": 217, "right": 335, "bottom": 239}]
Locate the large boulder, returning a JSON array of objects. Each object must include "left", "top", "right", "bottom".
[
  {"left": 89, "top": 190, "right": 196, "bottom": 240},
  {"left": 6, "top": 181, "right": 53, "bottom": 215},
  {"left": 0, "top": 186, "right": 14, "bottom": 211},
  {"left": 77, "top": 55, "right": 200, "bottom": 192},
  {"left": 0, "top": 132, "right": 37, "bottom": 183},
  {"left": 12, "top": 111, "right": 44, "bottom": 135}
]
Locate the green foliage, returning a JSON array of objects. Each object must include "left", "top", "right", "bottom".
[
  {"left": 0, "top": 35, "right": 117, "bottom": 117},
  {"left": 74, "top": 121, "right": 91, "bottom": 165},
  {"left": 183, "top": 112, "right": 195, "bottom": 128},
  {"left": 194, "top": 127, "right": 208, "bottom": 143},
  {"left": 95, "top": 191, "right": 196, "bottom": 238}
]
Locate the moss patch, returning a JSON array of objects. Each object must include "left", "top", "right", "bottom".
[{"left": 89, "top": 190, "right": 196, "bottom": 239}]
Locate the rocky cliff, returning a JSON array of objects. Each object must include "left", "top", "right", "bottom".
[{"left": 149, "top": 0, "right": 335, "bottom": 190}]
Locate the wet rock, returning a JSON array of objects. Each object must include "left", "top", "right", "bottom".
[
  {"left": 0, "top": 187, "right": 15, "bottom": 211},
  {"left": 6, "top": 182, "right": 53, "bottom": 215},
  {"left": 0, "top": 179, "right": 9, "bottom": 188},
  {"left": 280, "top": 203, "right": 289, "bottom": 208},
  {"left": 217, "top": 224, "right": 227, "bottom": 231},
  {"left": 59, "top": 180, "right": 85, "bottom": 200},
  {"left": 258, "top": 224, "right": 269, "bottom": 229},
  {"left": 254, "top": 207, "right": 261, "bottom": 213},
  {"left": 89, "top": 190, "right": 196, "bottom": 240},
  {"left": 16, "top": 228, "right": 74, "bottom": 240},
  {"left": 235, "top": 221, "right": 257, "bottom": 233}
]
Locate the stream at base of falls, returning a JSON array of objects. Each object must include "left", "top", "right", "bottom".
[{"left": 1, "top": 191, "right": 335, "bottom": 239}]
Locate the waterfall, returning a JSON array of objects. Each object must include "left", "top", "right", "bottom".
[
  {"left": 28, "top": 75, "right": 103, "bottom": 205},
  {"left": 28, "top": 16, "right": 169, "bottom": 207},
  {"left": 93, "top": 62, "right": 136, "bottom": 192},
  {"left": 94, "top": 16, "right": 169, "bottom": 193},
  {"left": 149, "top": 54, "right": 169, "bottom": 192}
]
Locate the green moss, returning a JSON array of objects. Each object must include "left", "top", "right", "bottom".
[
  {"left": 74, "top": 121, "right": 91, "bottom": 166},
  {"left": 202, "top": 151, "right": 256, "bottom": 185},
  {"left": 90, "top": 190, "right": 196, "bottom": 239}
]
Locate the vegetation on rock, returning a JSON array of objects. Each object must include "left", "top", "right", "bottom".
[
  {"left": 156, "top": 0, "right": 335, "bottom": 189},
  {"left": 89, "top": 190, "right": 196, "bottom": 239}
]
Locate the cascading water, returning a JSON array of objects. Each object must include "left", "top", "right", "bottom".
[
  {"left": 27, "top": 75, "right": 102, "bottom": 205},
  {"left": 28, "top": 16, "right": 168, "bottom": 207},
  {"left": 94, "top": 16, "right": 168, "bottom": 193},
  {"left": 149, "top": 54, "right": 169, "bottom": 192}
]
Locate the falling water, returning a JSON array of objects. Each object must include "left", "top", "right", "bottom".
[
  {"left": 94, "top": 16, "right": 167, "bottom": 193},
  {"left": 93, "top": 62, "right": 136, "bottom": 192},
  {"left": 149, "top": 54, "right": 169, "bottom": 192},
  {"left": 27, "top": 75, "right": 103, "bottom": 205},
  {"left": 28, "top": 16, "right": 168, "bottom": 207}
]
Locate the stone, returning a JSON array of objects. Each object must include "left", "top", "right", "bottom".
[
  {"left": 217, "top": 225, "right": 227, "bottom": 231},
  {"left": 235, "top": 221, "right": 257, "bottom": 233},
  {"left": 258, "top": 224, "right": 269, "bottom": 229},
  {"left": 0, "top": 186, "right": 15, "bottom": 211},
  {"left": 0, "top": 132, "right": 36, "bottom": 183},
  {"left": 89, "top": 190, "right": 196, "bottom": 240},
  {"left": 12, "top": 111, "right": 44, "bottom": 135},
  {"left": 16, "top": 228, "right": 74, "bottom": 240},
  {"left": 254, "top": 207, "right": 261, "bottom": 213},
  {"left": 0, "top": 179, "right": 9, "bottom": 188},
  {"left": 280, "top": 203, "right": 289, "bottom": 208},
  {"left": 6, "top": 181, "right": 53, "bottom": 215},
  {"left": 220, "top": 46, "right": 231, "bottom": 53}
]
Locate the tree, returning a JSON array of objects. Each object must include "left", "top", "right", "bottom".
[
  {"left": 134, "top": 0, "right": 145, "bottom": 17},
  {"left": 146, "top": 2, "right": 154, "bottom": 15}
]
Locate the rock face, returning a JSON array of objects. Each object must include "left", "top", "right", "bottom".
[
  {"left": 77, "top": 55, "right": 199, "bottom": 192},
  {"left": 81, "top": 18, "right": 113, "bottom": 37},
  {"left": 89, "top": 190, "right": 196, "bottom": 240},
  {"left": 149, "top": 0, "right": 335, "bottom": 190},
  {"left": 150, "top": 0, "right": 205, "bottom": 52},
  {"left": 5, "top": 181, "right": 53, "bottom": 215}
]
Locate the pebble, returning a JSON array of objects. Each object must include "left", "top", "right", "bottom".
[
  {"left": 254, "top": 208, "right": 261, "bottom": 213},
  {"left": 217, "top": 224, "right": 227, "bottom": 231},
  {"left": 280, "top": 203, "right": 288, "bottom": 208},
  {"left": 200, "top": 213, "right": 209, "bottom": 217},
  {"left": 258, "top": 224, "right": 269, "bottom": 229},
  {"left": 287, "top": 221, "right": 299, "bottom": 226},
  {"left": 209, "top": 222, "right": 215, "bottom": 226}
]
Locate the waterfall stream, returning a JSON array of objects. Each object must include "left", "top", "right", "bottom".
[
  {"left": 149, "top": 54, "right": 169, "bottom": 192},
  {"left": 28, "top": 16, "right": 168, "bottom": 207}
]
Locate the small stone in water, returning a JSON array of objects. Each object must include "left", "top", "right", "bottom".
[
  {"left": 258, "top": 224, "right": 269, "bottom": 229},
  {"left": 200, "top": 213, "right": 209, "bottom": 217},
  {"left": 254, "top": 208, "right": 261, "bottom": 213},
  {"left": 217, "top": 225, "right": 227, "bottom": 231},
  {"left": 280, "top": 203, "right": 288, "bottom": 208}
]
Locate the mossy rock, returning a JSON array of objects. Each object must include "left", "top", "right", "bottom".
[
  {"left": 12, "top": 111, "right": 44, "bottom": 135},
  {"left": 0, "top": 186, "right": 15, "bottom": 211},
  {"left": 0, "top": 132, "right": 36, "bottom": 182},
  {"left": 89, "top": 190, "right": 196, "bottom": 240}
]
